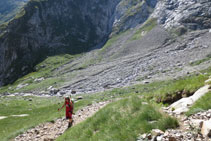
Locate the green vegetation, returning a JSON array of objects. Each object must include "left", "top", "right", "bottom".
[
  {"left": 96, "top": 73, "right": 208, "bottom": 104},
  {"left": 100, "top": 31, "right": 128, "bottom": 53},
  {"left": 186, "top": 92, "right": 211, "bottom": 116},
  {"left": 150, "top": 74, "right": 208, "bottom": 104},
  {"left": 57, "top": 96, "right": 178, "bottom": 141},
  {"left": 190, "top": 54, "right": 211, "bottom": 66},
  {"left": 1, "top": 67, "right": 211, "bottom": 140},
  {"left": 0, "top": 96, "right": 62, "bottom": 141},
  {"left": 0, "top": 54, "right": 76, "bottom": 93},
  {"left": 0, "top": 95, "right": 98, "bottom": 141},
  {"left": 130, "top": 18, "right": 157, "bottom": 41}
]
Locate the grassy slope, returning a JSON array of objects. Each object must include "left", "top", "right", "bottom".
[
  {"left": 57, "top": 96, "right": 178, "bottom": 141},
  {"left": 130, "top": 18, "right": 157, "bottom": 41},
  {"left": 57, "top": 68, "right": 211, "bottom": 140},
  {"left": 0, "top": 96, "right": 95, "bottom": 141},
  {"left": 0, "top": 54, "right": 78, "bottom": 94},
  {"left": 0, "top": 67, "right": 211, "bottom": 140},
  {"left": 186, "top": 92, "right": 211, "bottom": 116}
]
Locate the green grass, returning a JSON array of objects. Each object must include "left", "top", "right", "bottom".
[
  {"left": 99, "top": 31, "right": 128, "bottom": 53},
  {"left": 150, "top": 74, "right": 208, "bottom": 104},
  {"left": 0, "top": 96, "right": 62, "bottom": 141},
  {"left": 130, "top": 18, "right": 157, "bottom": 41},
  {"left": 1, "top": 67, "right": 210, "bottom": 141},
  {"left": 0, "top": 66, "right": 211, "bottom": 141},
  {"left": 186, "top": 92, "right": 211, "bottom": 116},
  {"left": 57, "top": 96, "right": 178, "bottom": 141},
  {"left": 190, "top": 54, "right": 211, "bottom": 66},
  {"left": 0, "top": 54, "right": 76, "bottom": 93},
  {"left": 0, "top": 95, "right": 95, "bottom": 141},
  {"left": 92, "top": 73, "right": 208, "bottom": 105}
]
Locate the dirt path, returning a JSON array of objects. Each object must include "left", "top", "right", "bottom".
[{"left": 14, "top": 101, "right": 111, "bottom": 141}]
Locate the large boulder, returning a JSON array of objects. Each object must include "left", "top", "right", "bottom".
[
  {"left": 201, "top": 120, "right": 211, "bottom": 139},
  {"left": 169, "top": 85, "right": 210, "bottom": 114}
]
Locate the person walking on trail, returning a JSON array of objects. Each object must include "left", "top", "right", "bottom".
[{"left": 58, "top": 97, "right": 74, "bottom": 128}]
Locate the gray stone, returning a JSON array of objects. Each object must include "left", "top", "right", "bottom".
[
  {"left": 201, "top": 120, "right": 211, "bottom": 138},
  {"left": 151, "top": 129, "right": 164, "bottom": 137}
]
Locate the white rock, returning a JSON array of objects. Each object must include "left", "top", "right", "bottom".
[
  {"left": 0, "top": 116, "right": 7, "bottom": 120},
  {"left": 141, "top": 133, "right": 147, "bottom": 139},
  {"left": 23, "top": 93, "right": 33, "bottom": 97},
  {"left": 156, "top": 135, "right": 163, "bottom": 141},
  {"left": 190, "top": 85, "right": 210, "bottom": 102},
  {"left": 16, "top": 83, "right": 29, "bottom": 90},
  {"left": 190, "top": 119, "right": 203, "bottom": 128},
  {"left": 34, "top": 77, "right": 45, "bottom": 82},
  {"left": 173, "top": 106, "right": 189, "bottom": 114},
  {"left": 8, "top": 94, "right": 15, "bottom": 97},
  {"left": 48, "top": 86, "right": 53, "bottom": 90},
  {"left": 151, "top": 129, "right": 164, "bottom": 136},
  {"left": 205, "top": 78, "right": 211, "bottom": 84},
  {"left": 170, "top": 85, "right": 210, "bottom": 114},
  {"left": 11, "top": 114, "right": 29, "bottom": 117},
  {"left": 209, "top": 29, "right": 211, "bottom": 33},
  {"left": 201, "top": 120, "right": 211, "bottom": 138}
]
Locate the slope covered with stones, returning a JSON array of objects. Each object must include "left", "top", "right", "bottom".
[{"left": 0, "top": 0, "right": 157, "bottom": 87}]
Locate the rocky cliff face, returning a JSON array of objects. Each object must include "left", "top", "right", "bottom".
[
  {"left": 0, "top": 0, "right": 156, "bottom": 86},
  {"left": 0, "top": 0, "right": 119, "bottom": 86},
  {"left": 152, "top": 0, "right": 211, "bottom": 30}
]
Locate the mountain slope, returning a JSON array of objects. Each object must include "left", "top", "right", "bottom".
[
  {"left": 0, "top": 0, "right": 211, "bottom": 95},
  {"left": 0, "top": 0, "right": 28, "bottom": 25},
  {"left": 0, "top": 0, "right": 157, "bottom": 87}
]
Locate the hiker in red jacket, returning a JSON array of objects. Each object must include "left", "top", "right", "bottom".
[{"left": 58, "top": 97, "right": 74, "bottom": 128}]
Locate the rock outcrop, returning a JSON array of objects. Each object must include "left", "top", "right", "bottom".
[
  {"left": 169, "top": 85, "right": 210, "bottom": 114},
  {"left": 152, "top": 0, "right": 211, "bottom": 30}
]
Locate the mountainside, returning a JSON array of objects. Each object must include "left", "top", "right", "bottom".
[
  {"left": 1, "top": 1, "right": 211, "bottom": 140},
  {"left": 0, "top": 0, "right": 28, "bottom": 25},
  {"left": 0, "top": 0, "right": 211, "bottom": 94},
  {"left": 0, "top": 0, "right": 157, "bottom": 86}
]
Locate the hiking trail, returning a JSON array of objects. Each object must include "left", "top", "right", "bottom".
[{"left": 14, "top": 101, "right": 111, "bottom": 141}]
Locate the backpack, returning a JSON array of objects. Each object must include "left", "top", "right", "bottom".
[{"left": 70, "top": 99, "right": 74, "bottom": 111}]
